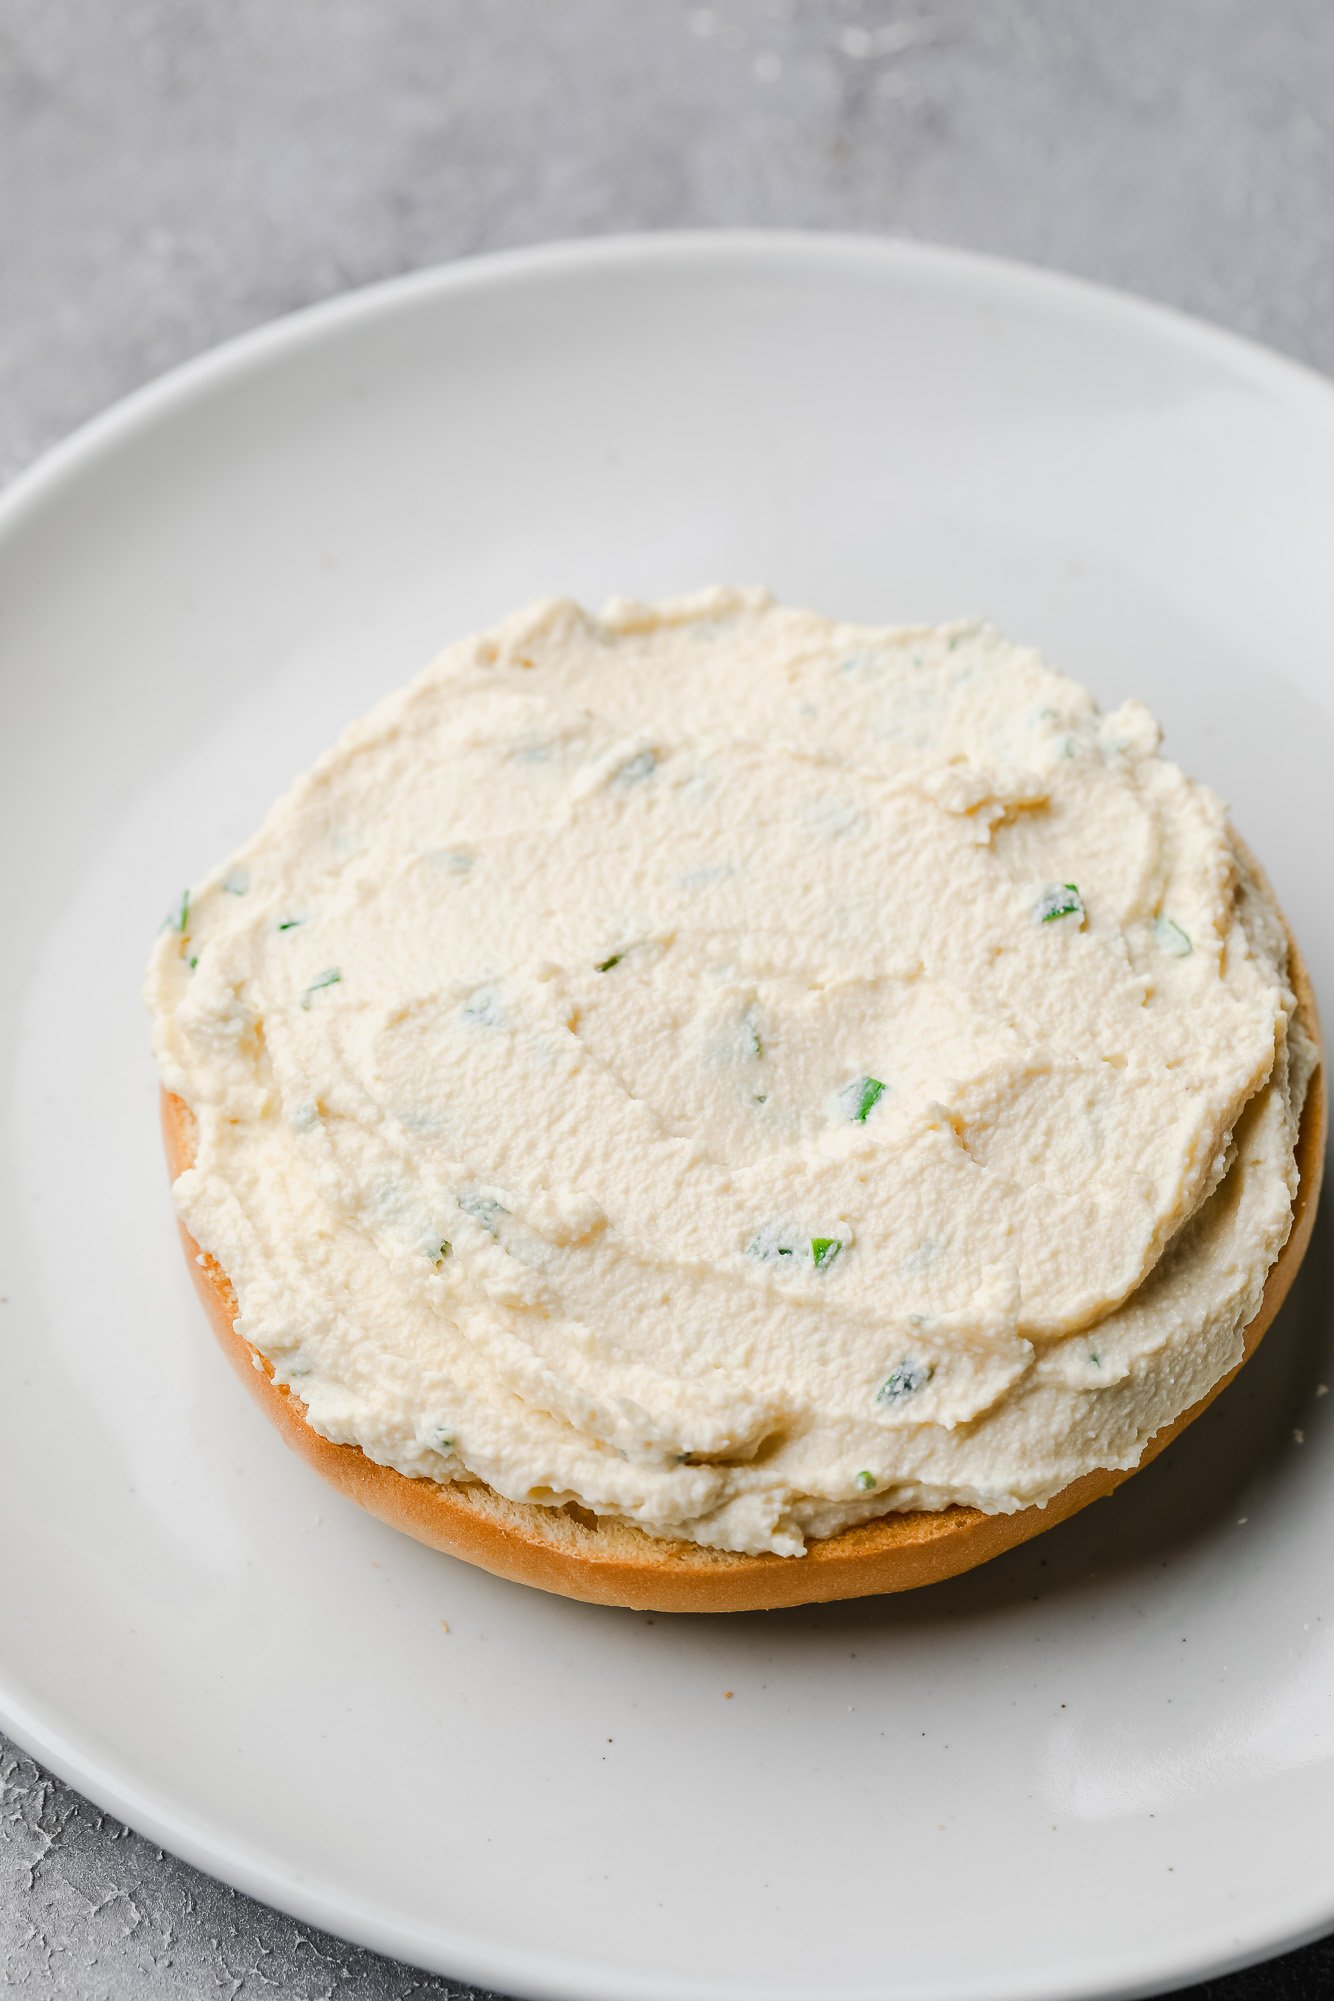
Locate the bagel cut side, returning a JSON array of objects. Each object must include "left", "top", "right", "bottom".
[{"left": 160, "top": 926, "right": 1323, "bottom": 1614}]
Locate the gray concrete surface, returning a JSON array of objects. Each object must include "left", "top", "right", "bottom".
[{"left": 3, "top": 2, "right": 1334, "bottom": 1994}]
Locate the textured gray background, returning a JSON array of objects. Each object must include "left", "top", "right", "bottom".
[{"left": 3, "top": 2, "right": 1334, "bottom": 1995}]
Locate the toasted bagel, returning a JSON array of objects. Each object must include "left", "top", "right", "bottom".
[{"left": 160, "top": 928, "right": 1322, "bottom": 1613}]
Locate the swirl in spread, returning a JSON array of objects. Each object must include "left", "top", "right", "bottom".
[{"left": 147, "top": 590, "right": 1314, "bottom": 1556}]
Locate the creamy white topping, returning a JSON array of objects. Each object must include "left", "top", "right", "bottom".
[{"left": 147, "top": 590, "right": 1315, "bottom": 1556}]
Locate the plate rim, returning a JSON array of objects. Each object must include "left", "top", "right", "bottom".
[
  {"left": 3, "top": 226, "right": 1334, "bottom": 2001},
  {"left": 6, "top": 225, "right": 1334, "bottom": 543},
  {"left": 7, "top": 1662, "right": 1334, "bottom": 2001}
]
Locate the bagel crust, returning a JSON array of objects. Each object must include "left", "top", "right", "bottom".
[{"left": 160, "top": 925, "right": 1323, "bottom": 1613}]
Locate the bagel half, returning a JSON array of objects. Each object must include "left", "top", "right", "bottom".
[{"left": 160, "top": 922, "right": 1322, "bottom": 1614}]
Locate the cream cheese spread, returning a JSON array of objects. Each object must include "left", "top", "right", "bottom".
[{"left": 147, "top": 589, "right": 1316, "bottom": 1556}]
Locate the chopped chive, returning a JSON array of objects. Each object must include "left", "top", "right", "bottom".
[
  {"left": 744, "top": 1011, "right": 763, "bottom": 1059},
  {"left": 855, "top": 1470, "right": 876, "bottom": 1492},
  {"left": 435, "top": 1241, "right": 452, "bottom": 1264},
  {"left": 1154, "top": 916, "right": 1192, "bottom": 957},
  {"left": 841, "top": 1075, "right": 886, "bottom": 1122},
  {"left": 461, "top": 983, "right": 503, "bottom": 1028},
  {"left": 1036, "top": 882, "right": 1084, "bottom": 924},
  {"left": 750, "top": 1225, "right": 843, "bottom": 1267},
  {"left": 277, "top": 916, "right": 306, "bottom": 932},
  {"left": 596, "top": 953, "right": 624, "bottom": 972},
  {"left": 187, "top": 955, "right": 198, "bottom": 970},
  {"left": 855, "top": 1077, "right": 885, "bottom": 1120},
  {"left": 876, "top": 1360, "right": 933, "bottom": 1406},
  {"left": 746, "top": 1227, "right": 798, "bottom": 1262},
  {"left": 458, "top": 1191, "right": 508, "bottom": 1233},
  {"left": 300, "top": 968, "right": 341, "bottom": 1008},
  {"left": 615, "top": 749, "right": 657, "bottom": 784}
]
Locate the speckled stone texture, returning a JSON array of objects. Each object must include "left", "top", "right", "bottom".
[{"left": 3, "top": 2, "right": 1334, "bottom": 1995}]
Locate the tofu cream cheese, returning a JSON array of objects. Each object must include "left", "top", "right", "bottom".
[{"left": 147, "top": 589, "right": 1315, "bottom": 1557}]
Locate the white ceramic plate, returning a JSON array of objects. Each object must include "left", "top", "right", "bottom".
[{"left": 2, "top": 234, "right": 1333, "bottom": 2001}]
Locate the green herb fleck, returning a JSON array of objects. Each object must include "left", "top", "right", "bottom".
[
  {"left": 221, "top": 869, "right": 249, "bottom": 895},
  {"left": 462, "top": 984, "right": 504, "bottom": 1028},
  {"left": 746, "top": 1227, "right": 798, "bottom": 1262},
  {"left": 458, "top": 1191, "right": 508, "bottom": 1233},
  {"left": 277, "top": 916, "right": 306, "bottom": 932},
  {"left": 855, "top": 1470, "right": 876, "bottom": 1492},
  {"left": 615, "top": 749, "right": 657, "bottom": 784},
  {"left": 431, "top": 1426, "right": 455, "bottom": 1451},
  {"left": 744, "top": 1011, "right": 763, "bottom": 1059},
  {"left": 841, "top": 1075, "right": 886, "bottom": 1123},
  {"left": 1089, "top": 1349, "right": 1102, "bottom": 1368},
  {"left": 187, "top": 955, "right": 198, "bottom": 970},
  {"left": 164, "top": 888, "right": 190, "bottom": 935},
  {"left": 435, "top": 1241, "right": 452, "bottom": 1265},
  {"left": 751, "top": 1229, "right": 842, "bottom": 1270},
  {"left": 596, "top": 952, "right": 624, "bottom": 973},
  {"left": 300, "top": 968, "right": 341, "bottom": 1008},
  {"left": 876, "top": 1360, "right": 933, "bottom": 1406},
  {"left": 1037, "top": 882, "right": 1084, "bottom": 924},
  {"left": 1154, "top": 917, "right": 1193, "bottom": 957}
]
